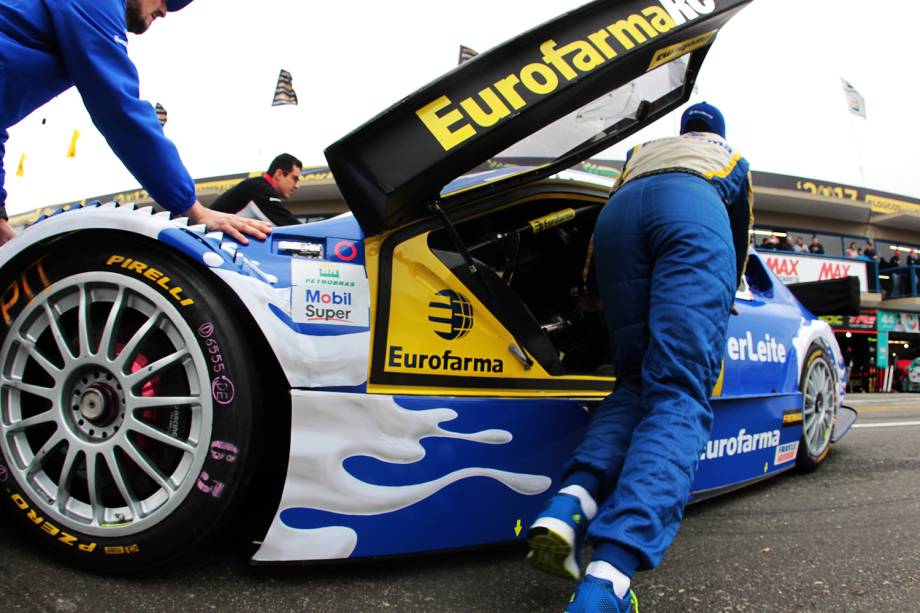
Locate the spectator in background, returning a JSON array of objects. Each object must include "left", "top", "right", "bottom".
[
  {"left": 845, "top": 241, "right": 860, "bottom": 257},
  {"left": 210, "top": 153, "right": 303, "bottom": 226},
  {"left": 808, "top": 235, "right": 825, "bottom": 254},
  {"left": 759, "top": 237, "right": 773, "bottom": 250},
  {"left": 793, "top": 236, "right": 808, "bottom": 253},
  {"left": 863, "top": 241, "right": 878, "bottom": 260},
  {"left": 776, "top": 235, "right": 794, "bottom": 252},
  {"left": 884, "top": 252, "right": 902, "bottom": 298},
  {"left": 908, "top": 250, "right": 920, "bottom": 297}
]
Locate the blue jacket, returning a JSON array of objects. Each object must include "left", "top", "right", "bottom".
[
  {"left": 618, "top": 132, "right": 753, "bottom": 288},
  {"left": 0, "top": 0, "right": 195, "bottom": 212}
]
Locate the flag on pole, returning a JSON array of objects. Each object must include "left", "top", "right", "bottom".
[
  {"left": 16, "top": 154, "right": 25, "bottom": 177},
  {"left": 155, "top": 103, "right": 168, "bottom": 127},
  {"left": 458, "top": 45, "right": 478, "bottom": 64},
  {"left": 66, "top": 129, "right": 80, "bottom": 157},
  {"left": 841, "top": 78, "right": 867, "bottom": 118},
  {"left": 271, "top": 69, "right": 298, "bottom": 106}
]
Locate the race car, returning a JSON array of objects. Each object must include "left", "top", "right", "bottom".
[{"left": 0, "top": 0, "right": 853, "bottom": 572}]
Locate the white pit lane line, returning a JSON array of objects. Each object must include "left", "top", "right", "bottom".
[{"left": 853, "top": 420, "right": 920, "bottom": 429}]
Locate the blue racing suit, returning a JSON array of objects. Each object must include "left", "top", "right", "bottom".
[
  {"left": 567, "top": 132, "right": 752, "bottom": 574},
  {"left": 0, "top": 0, "right": 195, "bottom": 213}
]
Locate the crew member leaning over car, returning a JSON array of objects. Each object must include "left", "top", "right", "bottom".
[
  {"left": 526, "top": 102, "right": 753, "bottom": 613},
  {"left": 210, "top": 153, "right": 302, "bottom": 226},
  {"left": 0, "top": 0, "right": 271, "bottom": 245}
]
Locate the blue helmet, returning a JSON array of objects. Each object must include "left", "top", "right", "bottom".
[
  {"left": 680, "top": 101, "right": 725, "bottom": 138},
  {"left": 167, "top": 0, "right": 194, "bottom": 11}
]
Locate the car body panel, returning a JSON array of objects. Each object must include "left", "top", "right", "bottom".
[
  {"left": 252, "top": 390, "right": 590, "bottom": 562},
  {"left": 5, "top": 168, "right": 847, "bottom": 566},
  {"left": 1, "top": 204, "right": 373, "bottom": 390}
]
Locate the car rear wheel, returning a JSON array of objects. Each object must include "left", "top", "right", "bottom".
[
  {"left": 0, "top": 237, "right": 260, "bottom": 571},
  {"left": 797, "top": 343, "right": 837, "bottom": 471}
]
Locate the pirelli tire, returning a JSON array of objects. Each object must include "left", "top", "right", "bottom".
[
  {"left": 797, "top": 343, "right": 838, "bottom": 472},
  {"left": 0, "top": 236, "right": 260, "bottom": 571}
]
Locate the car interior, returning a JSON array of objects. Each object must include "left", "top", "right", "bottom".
[{"left": 428, "top": 197, "right": 612, "bottom": 377}]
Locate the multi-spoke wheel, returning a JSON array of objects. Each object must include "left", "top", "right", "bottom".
[
  {"left": 797, "top": 343, "right": 837, "bottom": 471},
  {"left": 0, "top": 239, "right": 260, "bottom": 570}
]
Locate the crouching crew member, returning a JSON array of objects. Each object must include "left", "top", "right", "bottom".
[{"left": 526, "top": 102, "right": 753, "bottom": 613}]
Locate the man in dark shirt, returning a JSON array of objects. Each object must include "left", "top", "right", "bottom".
[
  {"left": 808, "top": 235, "right": 825, "bottom": 254},
  {"left": 210, "top": 153, "right": 302, "bottom": 226}
]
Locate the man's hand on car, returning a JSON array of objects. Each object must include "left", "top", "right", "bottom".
[{"left": 186, "top": 202, "right": 272, "bottom": 245}]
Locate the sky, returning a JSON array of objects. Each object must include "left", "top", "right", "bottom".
[{"left": 3, "top": 0, "right": 919, "bottom": 215}]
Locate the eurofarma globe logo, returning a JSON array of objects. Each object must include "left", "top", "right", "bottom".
[{"left": 428, "top": 290, "right": 473, "bottom": 340}]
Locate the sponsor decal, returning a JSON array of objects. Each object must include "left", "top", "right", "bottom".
[
  {"left": 106, "top": 256, "right": 194, "bottom": 307},
  {"left": 726, "top": 332, "right": 787, "bottom": 363},
  {"left": 648, "top": 30, "right": 716, "bottom": 70},
  {"left": 774, "top": 441, "right": 798, "bottom": 465},
  {"left": 210, "top": 441, "right": 239, "bottom": 463},
  {"left": 104, "top": 544, "right": 140, "bottom": 555},
  {"left": 196, "top": 471, "right": 225, "bottom": 498},
  {"left": 211, "top": 375, "right": 235, "bottom": 405},
  {"left": 529, "top": 209, "right": 576, "bottom": 233},
  {"left": 333, "top": 241, "right": 359, "bottom": 262},
  {"left": 820, "top": 311, "right": 877, "bottom": 331},
  {"left": 428, "top": 290, "right": 473, "bottom": 340},
  {"left": 388, "top": 346, "right": 504, "bottom": 374},
  {"left": 10, "top": 493, "right": 96, "bottom": 552},
  {"left": 1, "top": 257, "right": 51, "bottom": 326},
  {"left": 700, "top": 428, "right": 780, "bottom": 461},
  {"left": 291, "top": 260, "right": 369, "bottom": 327},
  {"left": 416, "top": 1, "right": 714, "bottom": 151}
]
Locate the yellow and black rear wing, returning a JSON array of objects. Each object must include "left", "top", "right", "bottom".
[{"left": 325, "top": 0, "right": 753, "bottom": 235}]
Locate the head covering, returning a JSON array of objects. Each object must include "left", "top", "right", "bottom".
[
  {"left": 167, "top": 0, "right": 194, "bottom": 11},
  {"left": 680, "top": 101, "right": 725, "bottom": 138}
]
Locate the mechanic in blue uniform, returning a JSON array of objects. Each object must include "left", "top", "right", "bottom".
[
  {"left": 526, "top": 102, "right": 753, "bottom": 613},
  {"left": 0, "top": 0, "right": 271, "bottom": 245}
]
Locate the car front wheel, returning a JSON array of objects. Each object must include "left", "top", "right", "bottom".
[{"left": 0, "top": 236, "right": 260, "bottom": 571}]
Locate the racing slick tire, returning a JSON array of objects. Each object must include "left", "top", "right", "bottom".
[
  {"left": 0, "top": 235, "right": 261, "bottom": 571},
  {"left": 796, "top": 343, "right": 838, "bottom": 472}
]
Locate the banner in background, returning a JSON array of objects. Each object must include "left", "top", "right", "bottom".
[
  {"left": 877, "top": 310, "right": 920, "bottom": 334},
  {"left": 841, "top": 78, "right": 867, "bottom": 119},
  {"left": 155, "top": 103, "right": 168, "bottom": 127},
  {"left": 877, "top": 332, "right": 888, "bottom": 368},
  {"left": 66, "top": 130, "right": 80, "bottom": 158},
  {"left": 757, "top": 251, "right": 869, "bottom": 291},
  {"left": 272, "top": 69, "right": 298, "bottom": 106},
  {"left": 458, "top": 45, "right": 478, "bottom": 64}
]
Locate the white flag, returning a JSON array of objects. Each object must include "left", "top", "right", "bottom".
[{"left": 841, "top": 78, "right": 867, "bottom": 118}]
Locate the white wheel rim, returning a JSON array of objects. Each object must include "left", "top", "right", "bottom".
[
  {"left": 0, "top": 272, "right": 213, "bottom": 537},
  {"left": 802, "top": 355, "right": 835, "bottom": 458}
]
